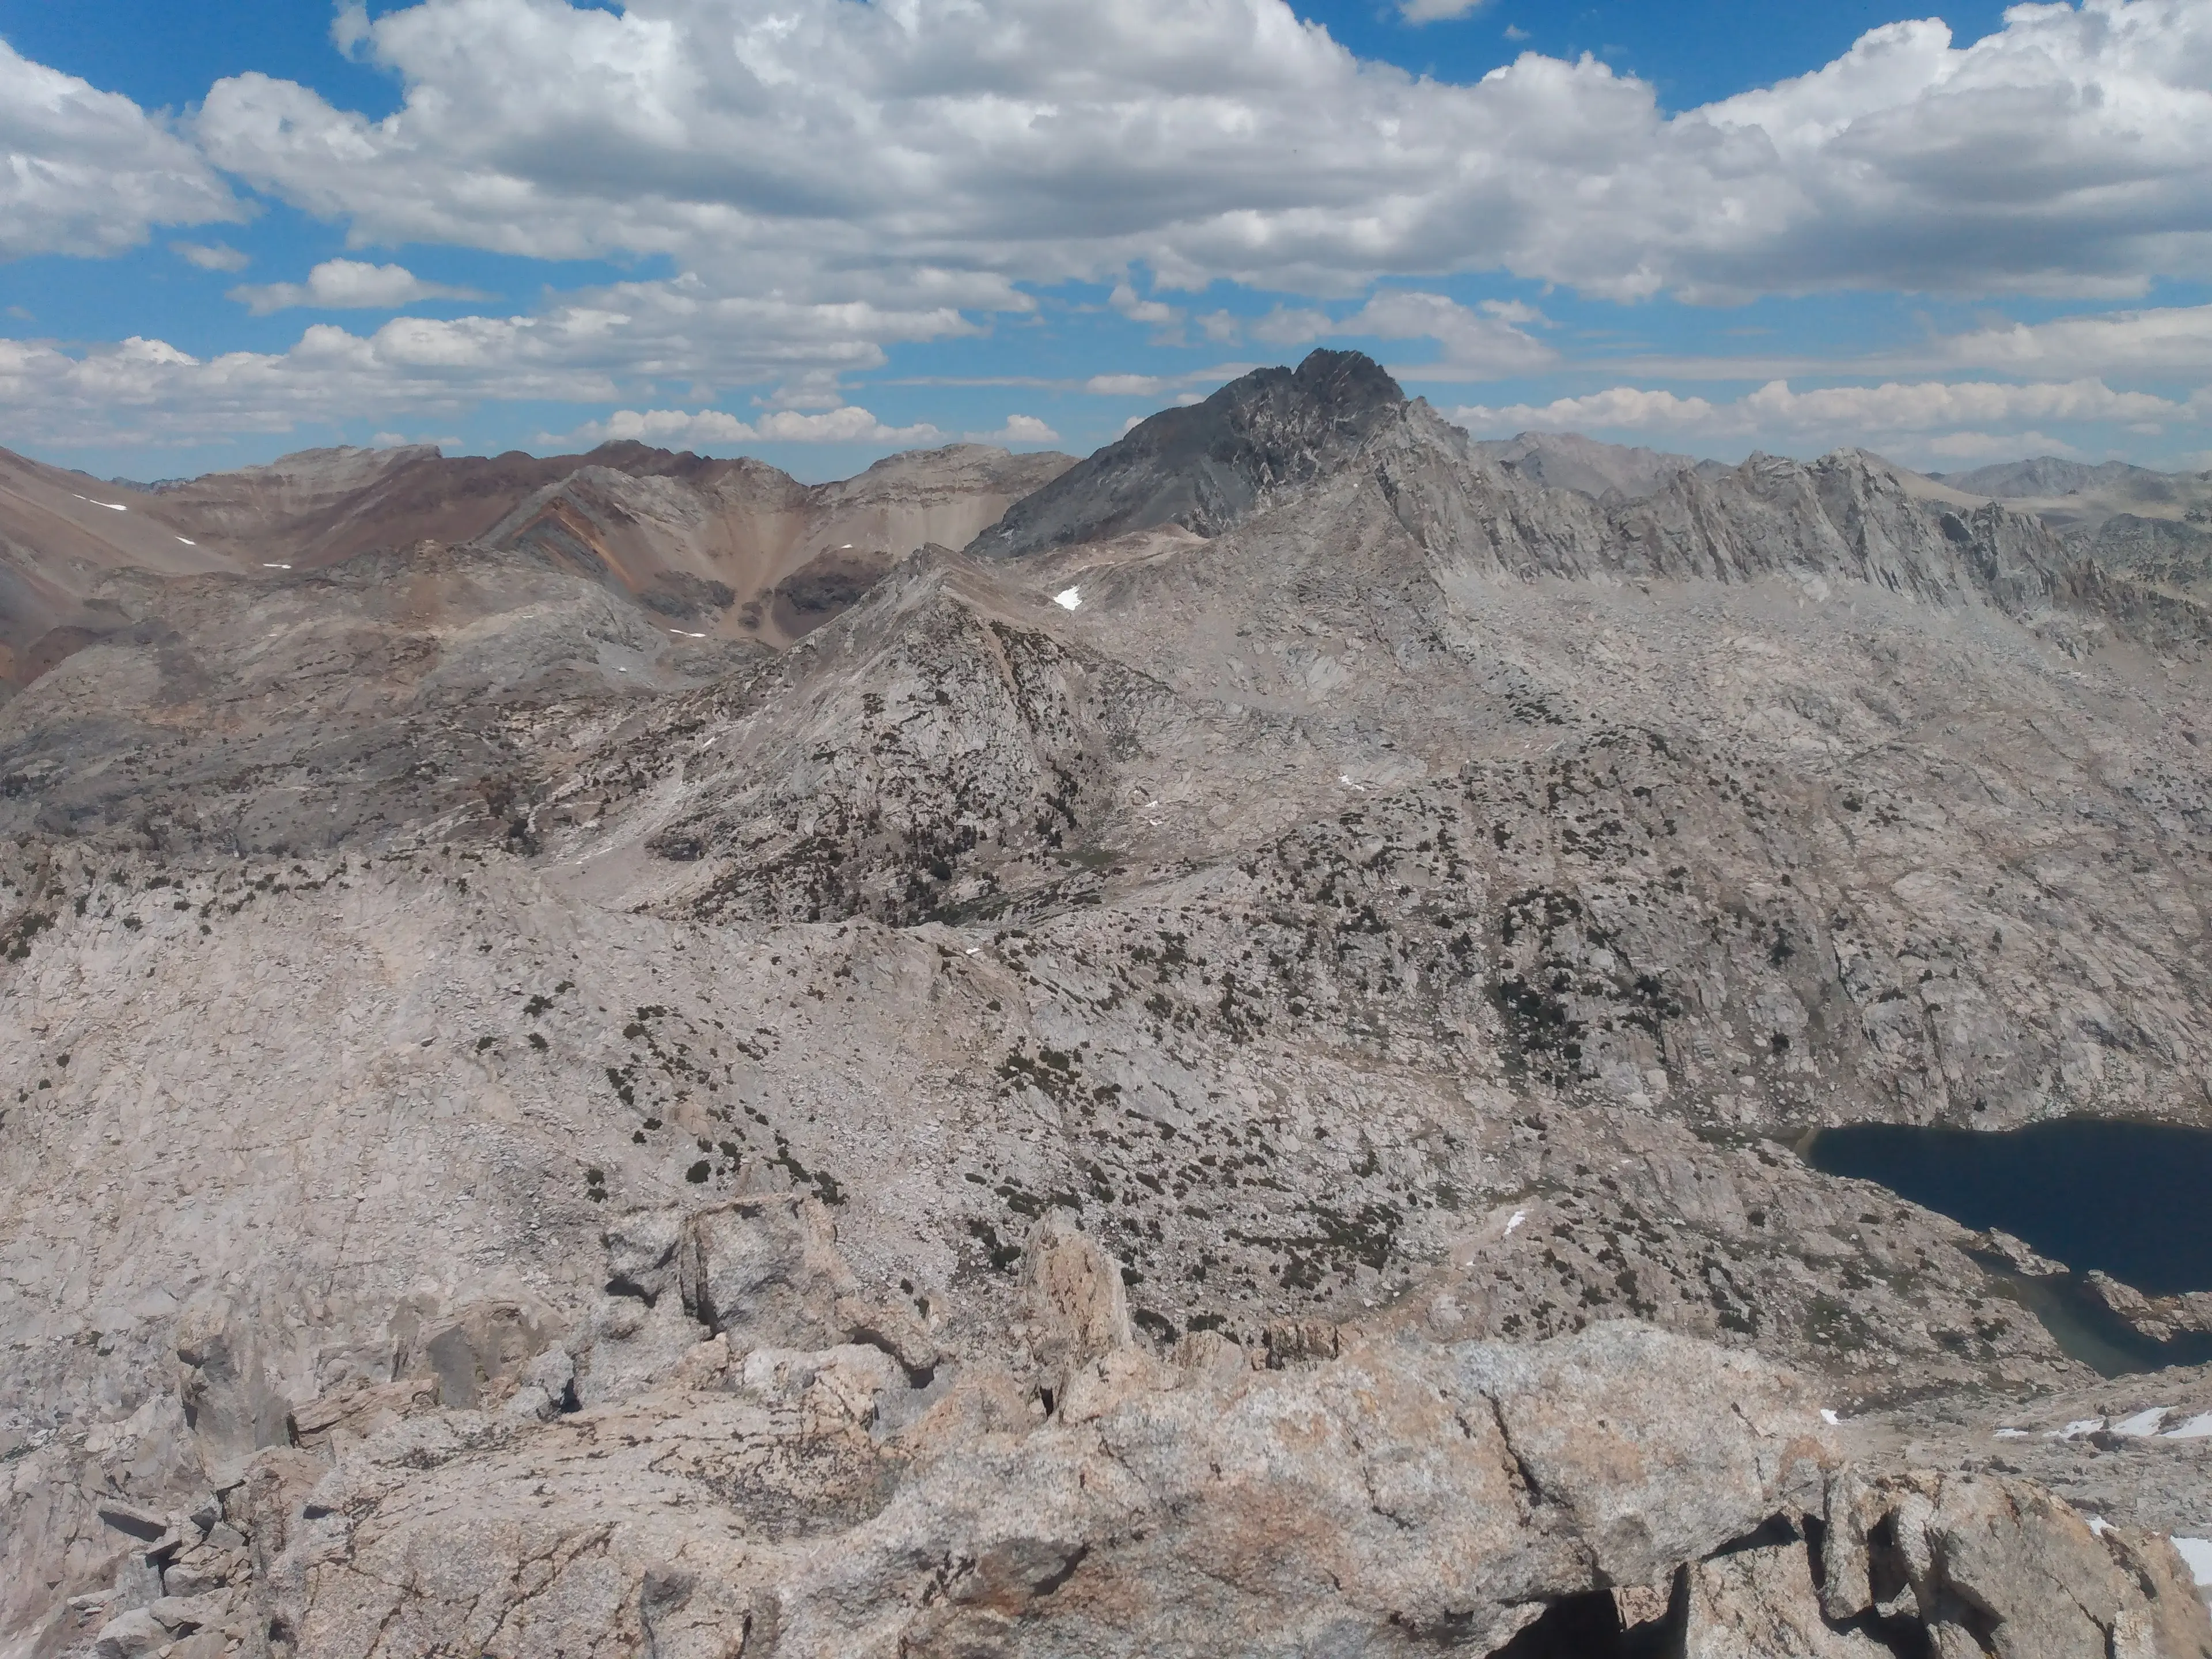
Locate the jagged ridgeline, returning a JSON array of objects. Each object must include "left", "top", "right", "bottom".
[{"left": 3, "top": 355, "right": 2212, "bottom": 1656}]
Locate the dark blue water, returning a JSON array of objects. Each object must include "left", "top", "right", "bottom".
[{"left": 1802, "top": 1119, "right": 2212, "bottom": 1375}]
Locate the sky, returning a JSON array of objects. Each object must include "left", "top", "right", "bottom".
[{"left": 2, "top": 0, "right": 2210, "bottom": 483}]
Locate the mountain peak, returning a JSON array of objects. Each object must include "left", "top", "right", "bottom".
[{"left": 968, "top": 349, "right": 1407, "bottom": 558}]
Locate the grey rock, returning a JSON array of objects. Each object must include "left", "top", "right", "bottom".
[
  {"left": 969, "top": 349, "right": 1405, "bottom": 558},
  {"left": 88, "top": 1608, "right": 164, "bottom": 1659},
  {"left": 679, "top": 1195, "right": 859, "bottom": 1351},
  {"left": 1681, "top": 1531, "right": 1894, "bottom": 1656}
]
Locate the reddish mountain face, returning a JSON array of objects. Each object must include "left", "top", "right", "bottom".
[{"left": 0, "top": 440, "right": 1074, "bottom": 687}]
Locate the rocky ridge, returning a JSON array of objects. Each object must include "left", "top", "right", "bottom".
[
  {"left": 5, "top": 354, "right": 2212, "bottom": 1654},
  {"left": 0, "top": 440, "right": 1071, "bottom": 691},
  {"left": 968, "top": 347, "right": 1406, "bottom": 558}
]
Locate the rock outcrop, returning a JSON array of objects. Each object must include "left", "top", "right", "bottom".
[
  {"left": 52, "top": 1215, "right": 2212, "bottom": 1658},
  {"left": 969, "top": 349, "right": 1406, "bottom": 558}
]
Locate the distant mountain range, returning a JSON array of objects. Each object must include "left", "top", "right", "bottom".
[{"left": 5, "top": 354, "right": 2212, "bottom": 1656}]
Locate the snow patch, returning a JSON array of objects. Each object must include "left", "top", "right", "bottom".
[
  {"left": 1502, "top": 1209, "right": 1527, "bottom": 1238},
  {"left": 2165, "top": 1413, "right": 2212, "bottom": 1440},
  {"left": 2171, "top": 1537, "right": 2212, "bottom": 1588},
  {"left": 72, "top": 494, "right": 127, "bottom": 512},
  {"left": 2086, "top": 1514, "right": 2111, "bottom": 1537},
  {"left": 1820, "top": 1408, "right": 1842, "bottom": 1426},
  {"left": 1053, "top": 586, "right": 1082, "bottom": 611},
  {"left": 1993, "top": 1428, "right": 2029, "bottom": 1439},
  {"left": 175, "top": 536, "right": 196, "bottom": 546},
  {"left": 2112, "top": 1407, "right": 2171, "bottom": 1437},
  {"left": 2052, "top": 1419, "right": 2104, "bottom": 1441},
  {"left": 262, "top": 562, "right": 291, "bottom": 570}
]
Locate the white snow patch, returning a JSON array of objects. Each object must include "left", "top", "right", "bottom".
[
  {"left": 2170, "top": 1537, "right": 2212, "bottom": 1587},
  {"left": 669, "top": 628, "right": 707, "bottom": 639},
  {"left": 2052, "top": 1418, "right": 2104, "bottom": 1441},
  {"left": 1338, "top": 774, "right": 1368, "bottom": 791},
  {"left": 964, "top": 948, "right": 980, "bottom": 956},
  {"left": 262, "top": 562, "right": 291, "bottom": 570},
  {"left": 72, "top": 494, "right": 127, "bottom": 512},
  {"left": 1993, "top": 1428, "right": 2029, "bottom": 1439},
  {"left": 1502, "top": 1209, "right": 1527, "bottom": 1238},
  {"left": 2086, "top": 1514, "right": 2111, "bottom": 1537},
  {"left": 2164, "top": 1413, "right": 2212, "bottom": 1440},
  {"left": 175, "top": 536, "right": 196, "bottom": 546},
  {"left": 2112, "top": 1407, "right": 2171, "bottom": 1438},
  {"left": 1053, "top": 586, "right": 1082, "bottom": 611},
  {"left": 1820, "top": 1408, "right": 1842, "bottom": 1426}
]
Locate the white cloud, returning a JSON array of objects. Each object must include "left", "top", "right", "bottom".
[
  {"left": 556, "top": 405, "right": 945, "bottom": 450},
  {"left": 559, "top": 408, "right": 756, "bottom": 449},
  {"left": 14, "top": 4, "right": 2212, "bottom": 457},
  {"left": 173, "top": 241, "right": 251, "bottom": 273},
  {"left": 228, "top": 259, "right": 491, "bottom": 315},
  {"left": 0, "top": 274, "right": 982, "bottom": 450},
  {"left": 1247, "top": 290, "right": 1555, "bottom": 379},
  {"left": 1400, "top": 0, "right": 1485, "bottom": 21},
  {"left": 1251, "top": 307, "right": 1335, "bottom": 346},
  {"left": 1110, "top": 281, "right": 1180, "bottom": 328},
  {"left": 1454, "top": 377, "right": 2202, "bottom": 438},
  {"left": 0, "top": 38, "right": 240, "bottom": 260},
  {"left": 186, "top": 0, "right": 2212, "bottom": 307},
  {"left": 758, "top": 369, "right": 852, "bottom": 412},
  {"left": 756, "top": 406, "right": 945, "bottom": 444},
  {"left": 1085, "top": 373, "right": 1174, "bottom": 397},
  {"left": 967, "top": 414, "right": 1062, "bottom": 445},
  {"left": 1927, "top": 303, "right": 2212, "bottom": 380}
]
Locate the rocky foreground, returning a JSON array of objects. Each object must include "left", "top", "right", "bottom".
[
  {"left": 6, "top": 354, "right": 2212, "bottom": 1654},
  {"left": 31, "top": 1210, "right": 2212, "bottom": 1658}
]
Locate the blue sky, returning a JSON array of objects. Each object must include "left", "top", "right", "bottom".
[{"left": 2, "top": 0, "right": 2209, "bottom": 482}]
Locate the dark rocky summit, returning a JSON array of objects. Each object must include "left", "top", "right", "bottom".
[{"left": 968, "top": 348, "right": 1407, "bottom": 557}]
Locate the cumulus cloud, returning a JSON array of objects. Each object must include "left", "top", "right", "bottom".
[
  {"left": 1251, "top": 290, "right": 1556, "bottom": 379},
  {"left": 1926, "top": 302, "right": 2212, "bottom": 380},
  {"left": 556, "top": 405, "right": 946, "bottom": 450},
  {"left": 1110, "top": 282, "right": 1180, "bottom": 328},
  {"left": 17, "top": 3, "right": 2212, "bottom": 458},
  {"left": 228, "top": 259, "right": 491, "bottom": 315},
  {"left": 186, "top": 0, "right": 2212, "bottom": 306},
  {"left": 967, "top": 414, "right": 1062, "bottom": 445},
  {"left": 0, "top": 273, "right": 983, "bottom": 450},
  {"left": 0, "top": 324, "right": 619, "bottom": 451},
  {"left": 0, "top": 38, "right": 240, "bottom": 260},
  {"left": 1085, "top": 373, "right": 1174, "bottom": 397},
  {"left": 1399, "top": 0, "right": 1486, "bottom": 21},
  {"left": 173, "top": 241, "right": 251, "bottom": 273},
  {"left": 1453, "top": 377, "right": 2202, "bottom": 438}
]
